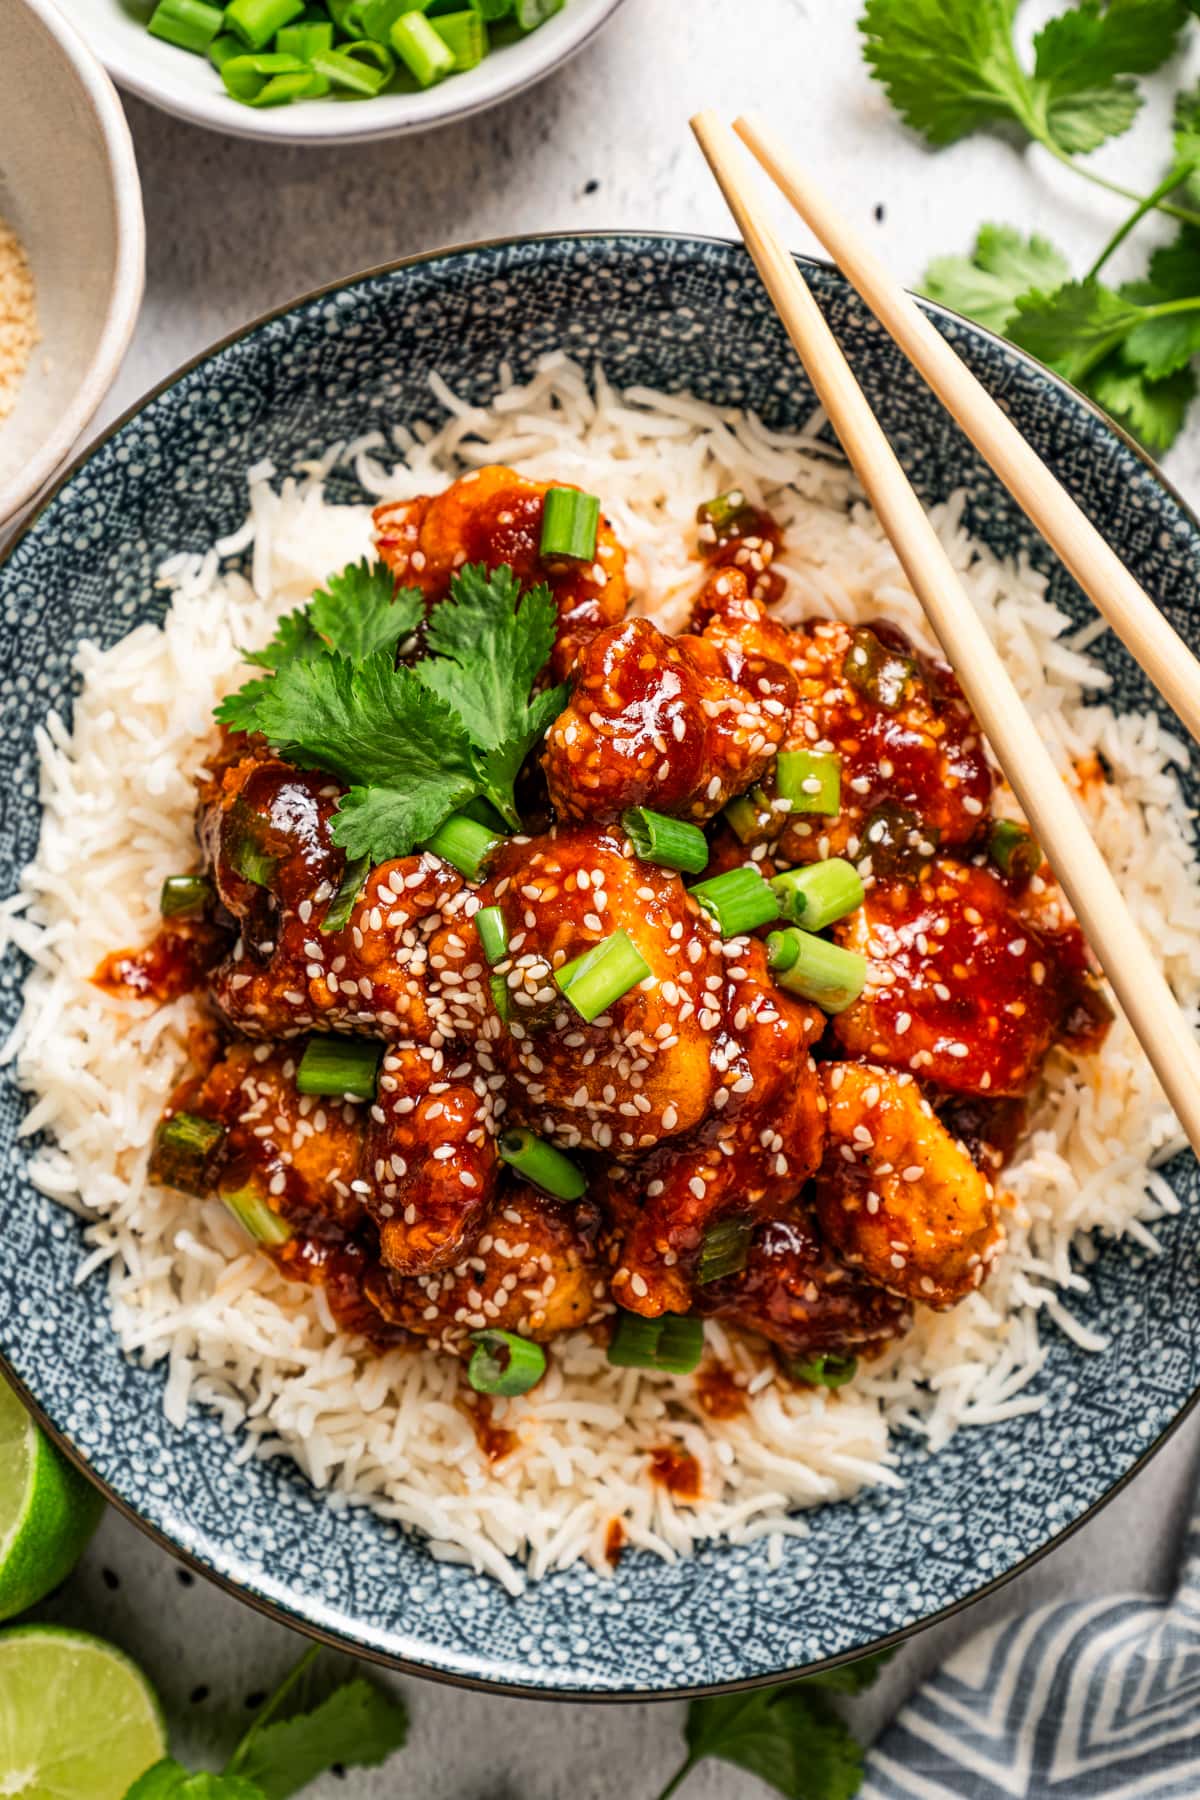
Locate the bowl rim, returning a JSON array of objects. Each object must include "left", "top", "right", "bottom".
[
  {"left": 0, "top": 0, "right": 145, "bottom": 528},
  {"left": 3, "top": 226, "right": 1199, "bottom": 1700},
  {"left": 81, "top": 0, "right": 627, "bottom": 145}
]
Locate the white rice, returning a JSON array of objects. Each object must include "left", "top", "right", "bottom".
[{"left": 4, "top": 353, "right": 1197, "bottom": 1593}]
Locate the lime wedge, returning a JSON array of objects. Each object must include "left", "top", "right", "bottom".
[
  {"left": 0, "top": 1626, "right": 166, "bottom": 1798},
  {"left": 0, "top": 1377, "right": 104, "bottom": 1621}
]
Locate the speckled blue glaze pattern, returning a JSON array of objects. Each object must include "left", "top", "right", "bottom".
[{"left": 2, "top": 235, "right": 1200, "bottom": 1697}]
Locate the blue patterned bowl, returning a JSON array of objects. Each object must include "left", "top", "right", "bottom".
[{"left": 2, "top": 234, "right": 1199, "bottom": 1697}]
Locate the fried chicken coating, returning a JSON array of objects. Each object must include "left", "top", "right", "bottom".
[
  {"left": 768, "top": 620, "right": 993, "bottom": 867},
  {"left": 543, "top": 572, "right": 794, "bottom": 825},
  {"left": 813, "top": 1062, "right": 1003, "bottom": 1308},
  {"left": 373, "top": 465, "right": 628, "bottom": 678},
  {"left": 698, "top": 1216, "right": 910, "bottom": 1361},
  {"left": 366, "top": 1183, "right": 606, "bottom": 1350},
  {"left": 605, "top": 938, "right": 827, "bottom": 1317},
  {"left": 831, "top": 858, "right": 1110, "bottom": 1097},
  {"left": 364, "top": 1039, "right": 500, "bottom": 1276},
  {"left": 476, "top": 824, "right": 726, "bottom": 1154}
]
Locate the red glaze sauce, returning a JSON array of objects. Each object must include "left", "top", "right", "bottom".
[
  {"left": 648, "top": 1444, "right": 702, "bottom": 1502},
  {"left": 93, "top": 919, "right": 229, "bottom": 1003}
]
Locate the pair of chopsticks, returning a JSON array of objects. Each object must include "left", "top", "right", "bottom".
[{"left": 691, "top": 111, "right": 1200, "bottom": 1156}]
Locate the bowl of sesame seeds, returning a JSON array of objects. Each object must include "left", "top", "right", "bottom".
[{"left": 0, "top": 0, "right": 144, "bottom": 531}]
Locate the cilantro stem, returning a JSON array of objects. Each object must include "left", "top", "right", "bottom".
[
  {"left": 1087, "top": 164, "right": 1194, "bottom": 279},
  {"left": 225, "top": 1645, "right": 322, "bottom": 1774},
  {"left": 1034, "top": 132, "right": 1200, "bottom": 231},
  {"left": 653, "top": 1757, "right": 695, "bottom": 1800}
]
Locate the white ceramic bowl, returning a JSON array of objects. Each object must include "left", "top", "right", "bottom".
[
  {"left": 68, "top": 0, "right": 628, "bottom": 145},
  {"left": 0, "top": 0, "right": 144, "bottom": 529}
]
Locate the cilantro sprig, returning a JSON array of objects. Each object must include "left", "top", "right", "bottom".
[
  {"left": 218, "top": 558, "right": 567, "bottom": 862},
  {"left": 654, "top": 1651, "right": 890, "bottom": 1800},
  {"left": 863, "top": 2, "right": 1200, "bottom": 450},
  {"left": 123, "top": 1646, "right": 408, "bottom": 1799}
]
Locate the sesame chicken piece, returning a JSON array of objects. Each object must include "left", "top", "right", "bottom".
[
  {"left": 199, "top": 742, "right": 486, "bottom": 1041},
  {"left": 365, "top": 1183, "right": 606, "bottom": 1349},
  {"left": 831, "top": 858, "right": 1110, "bottom": 1097},
  {"left": 364, "top": 1039, "right": 501, "bottom": 1276},
  {"left": 154, "top": 1040, "right": 366, "bottom": 1236},
  {"left": 698, "top": 1216, "right": 911, "bottom": 1361},
  {"left": 814, "top": 1062, "right": 1002, "bottom": 1309},
  {"left": 372, "top": 465, "right": 629, "bottom": 679},
  {"left": 606, "top": 938, "right": 827, "bottom": 1317},
  {"left": 476, "top": 824, "right": 725, "bottom": 1155},
  {"left": 542, "top": 604, "right": 793, "bottom": 825},
  {"left": 768, "top": 619, "right": 993, "bottom": 867}
]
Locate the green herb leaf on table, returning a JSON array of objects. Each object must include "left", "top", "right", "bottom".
[
  {"left": 1174, "top": 83, "right": 1200, "bottom": 199},
  {"left": 124, "top": 1763, "right": 265, "bottom": 1799},
  {"left": 1031, "top": 0, "right": 1187, "bottom": 153},
  {"left": 1087, "top": 358, "right": 1197, "bottom": 450},
  {"left": 1120, "top": 228, "right": 1200, "bottom": 378},
  {"left": 665, "top": 1686, "right": 863, "bottom": 1800},
  {"left": 924, "top": 225, "right": 1071, "bottom": 334},
  {"left": 1006, "top": 278, "right": 1145, "bottom": 383},
  {"left": 417, "top": 563, "right": 569, "bottom": 827},
  {"left": 225, "top": 1678, "right": 409, "bottom": 1800}
]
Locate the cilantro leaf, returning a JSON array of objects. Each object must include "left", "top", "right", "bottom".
[
  {"left": 924, "top": 224, "right": 1071, "bottom": 333},
  {"left": 1007, "top": 278, "right": 1145, "bottom": 381},
  {"left": 1174, "top": 84, "right": 1200, "bottom": 199},
  {"left": 307, "top": 559, "right": 423, "bottom": 664},
  {"left": 248, "top": 651, "right": 477, "bottom": 862},
  {"left": 859, "top": 0, "right": 1032, "bottom": 147},
  {"left": 216, "top": 675, "right": 276, "bottom": 736},
  {"left": 670, "top": 1685, "right": 863, "bottom": 1800},
  {"left": 861, "top": 0, "right": 1185, "bottom": 157},
  {"left": 798, "top": 1648, "right": 894, "bottom": 1696},
  {"left": 417, "top": 564, "right": 568, "bottom": 827},
  {"left": 1086, "top": 357, "right": 1196, "bottom": 449},
  {"left": 1119, "top": 229, "right": 1200, "bottom": 378},
  {"left": 124, "top": 1763, "right": 264, "bottom": 1800},
  {"left": 1032, "top": 0, "right": 1185, "bottom": 153},
  {"left": 242, "top": 608, "right": 324, "bottom": 674},
  {"left": 225, "top": 1679, "right": 408, "bottom": 1800}
]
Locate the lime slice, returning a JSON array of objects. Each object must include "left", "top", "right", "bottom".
[
  {"left": 0, "top": 1377, "right": 104, "bottom": 1621},
  {"left": 0, "top": 1625, "right": 166, "bottom": 1798}
]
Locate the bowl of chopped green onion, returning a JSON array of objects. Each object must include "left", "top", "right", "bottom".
[{"left": 69, "top": 0, "right": 627, "bottom": 142}]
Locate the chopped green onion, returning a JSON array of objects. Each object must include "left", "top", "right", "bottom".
[
  {"left": 228, "top": 807, "right": 282, "bottom": 886},
  {"left": 358, "top": 0, "right": 411, "bottom": 41},
  {"left": 160, "top": 874, "right": 212, "bottom": 919},
  {"left": 430, "top": 7, "right": 487, "bottom": 66},
  {"left": 767, "top": 928, "right": 867, "bottom": 1014},
  {"left": 555, "top": 929, "right": 651, "bottom": 1023},
  {"left": 225, "top": 0, "right": 305, "bottom": 51},
  {"left": 513, "top": 0, "right": 563, "bottom": 28},
  {"left": 148, "top": 0, "right": 225, "bottom": 53},
  {"left": 467, "top": 1329, "right": 546, "bottom": 1397},
  {"left": 420, "top": 813, "right": 503, "bottom": 881},
  {"left": 220, "top": 51, "right": 325, "bottom": 103},
  {"left": 459, "top": 794, "right": 509, "bottom": 832},
  {"left": 769, "top": 858, "right": 864, "bottom": 932},
  {"left": 689, "top": 865, "right": 779, "bottom": 937},
  {"left": 775, "top": 749, "right": 841, "bottom": 816},
  {"left": 540, "top": 487, "right": 600, "bottom": 560},
  {"left": 275, "top": 18, "right": 334, "bottom": 55},
  {"left": 326, "top": 0, "right": 373, "bottom": 32},
  {"left": 471, "top": 0, "right": 512, "bottom": 16},
  {"left": 208, "top": 31, "right": 244, "bottom": 67},
  {"left": 390, "top": 10, "right": 455, "bottom": 84},
  {"left": 789, "top": 1353, "right": 858, "bottom": 1389},
  {"left": 723, "top": 788, "right": 775, "bottom": 845},
  {"left": 696, "top": 488, "right": 752, "bottom": 536},
  {"left": 150, "top": 1111, "right": 225, "bottom": 1194},
  {"left": 296, "top": 1035, "right": 382, "bottom": 1100},
  {"left": 310, "top": 37, "right": 395, "bottom": 92},
  {"left": 319, "top": 855, "right": 369, "bottom": 936},
  {"left": 862, "top": 801, "right": 938, "bottom": 878},
  {"left": 989, "top": 818, "right": 1042, "bottom": 884},
  {"left": 474, "top": 905, "right": 509, "bottom": 966},
  {"left": 842, "top": 626, "right": 918, "bottom": 712},
  {"left": 220, "top": 1185, "right": 293, "bottom": 1247},
  {"left": 697, "top": 1218, "right": 752, "bottom": 1285},
  {"left": 607, "top": 1311, "right": 705, "bottom": 1375},
  {"left": 621, "top": 808, "right": 709, "bottom": 875},
  {"left": 498, "top": 1128, "right": 586, "bottom": 1201},
  {"left": 489, "top": 972, "right": 511, "bottom": 1021}
]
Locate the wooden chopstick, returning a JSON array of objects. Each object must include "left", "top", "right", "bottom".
[
  {"left": 689, "top": 110, "right": 1200, "bottom": 1156},
  {"left": 733, "top": 110, "right": 1200, "bottom": 749}
]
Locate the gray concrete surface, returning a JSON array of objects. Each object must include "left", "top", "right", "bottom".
[{"left": 23, "top": 0, "right": 1200, "bottom": 1792}]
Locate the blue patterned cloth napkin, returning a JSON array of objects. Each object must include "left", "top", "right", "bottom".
[{"left": 862, "top": 1514, "right": 1200, "bottom": 1797}]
